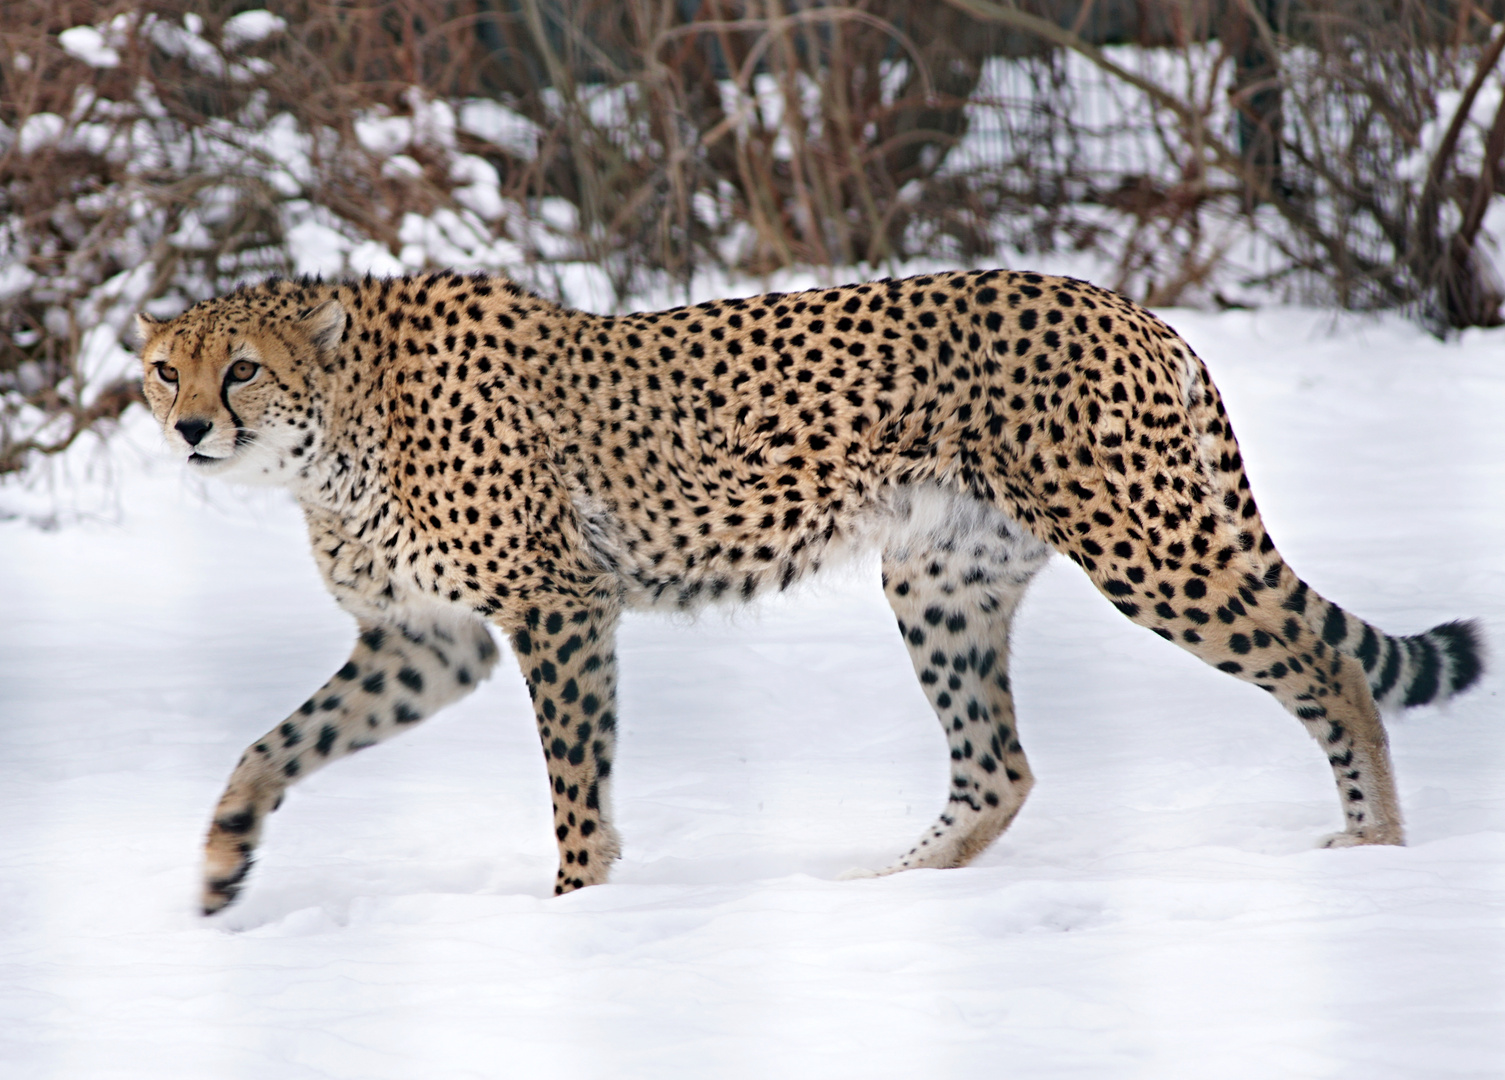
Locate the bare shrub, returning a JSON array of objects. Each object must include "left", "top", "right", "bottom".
[
  {"left": 3, "top": 0, "right": 1504, "bottom": 484},
  {"left": 0, "top": 0, "right": 489, "bottom": 480},
  {"left": 949, "top": 0, "right": 1505, "bottom": 326},
  {"left": 469, "top": 1, "right": 1023, "bottom": 287}
]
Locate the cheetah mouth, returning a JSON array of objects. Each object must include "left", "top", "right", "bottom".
[{"left": 188, "top": 451, "right": 232, "bottom": 466}]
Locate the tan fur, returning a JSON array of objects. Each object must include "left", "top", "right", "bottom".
[{"left": 138, "top": 269, "right": 1480, "bottom": 913}]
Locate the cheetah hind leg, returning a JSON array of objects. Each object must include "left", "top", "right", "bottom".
[{"left": 850, "top": 492, "right": 1051, "bottom": 877}]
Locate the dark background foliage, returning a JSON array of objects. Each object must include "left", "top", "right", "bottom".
[{"left": 3, "top": 0, "right": 1503, "bottom": 480}]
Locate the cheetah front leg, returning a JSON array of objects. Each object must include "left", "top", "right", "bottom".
[
  {"left": 201, "top": 612, "right": 499, "bottom": 914},
  {"left": 503, "top": 591, "right": 624, "bottom": 894}
]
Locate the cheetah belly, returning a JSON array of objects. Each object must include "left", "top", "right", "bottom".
[
  {"left": 868, "top": 483, "right": 1052, "bottom": 578},
  {"left": 574, "top": 481, "right": 1050, "bottom": 611}
]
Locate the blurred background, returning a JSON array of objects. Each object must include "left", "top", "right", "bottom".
[{"left": 4, "top": 0, "right": 1505, "bottom": 489}]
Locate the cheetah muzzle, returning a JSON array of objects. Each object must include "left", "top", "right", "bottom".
[{"left": 136, "top": 269, "right": 1485, "bottom": 914}]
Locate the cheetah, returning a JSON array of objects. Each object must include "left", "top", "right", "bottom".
[{"left": 136, "top": 268, "right": 1484, "bottom": 914}]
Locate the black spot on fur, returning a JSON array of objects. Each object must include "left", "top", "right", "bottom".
[
  {"left": 1433, "top": 620, "right": 1484, "bottom": 694},
  {"left": 397, "top": 667, "right": 424, "bottom": 693},
  {"left": 216, "top": 809, "right": 256, "bottom": 834},
  {"left": 1322, "top": 606, "right": 1348, "bottom": 646},
  {"left": 1402, "top": 636, "right": 1441, "bottom": 707}
]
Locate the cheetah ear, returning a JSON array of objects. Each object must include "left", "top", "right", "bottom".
[
  {"left": 134, "top": 312, "right": 163, "bottom": 346},
  {"left": 300, "top": 299, "right": 346, "bottom": 357}
]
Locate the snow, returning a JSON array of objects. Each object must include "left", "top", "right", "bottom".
[
  {"left": 16, "top": 112, "right": 64, "bottom": 156},
  {"left": 58, "top": 27, "right": 120, "bottom": 69},
  {"left": 286, "top": 219, "right": 355, "bottom": 280},
  {"left": 222, "top": 11, "right": 287, "bottom": 52},
  {"left": 457, "top": 99, "right": 542, "bottom": 159},
  {"left": 353, "top": 112, "right": 415, "bottom": 158},
  {"left": 139, "top": 14, "right": 227, "bottom": 80},
  {"left": 1, "top": 305, "right": 1503, "bottom": 1078}
]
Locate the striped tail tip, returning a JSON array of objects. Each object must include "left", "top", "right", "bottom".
[
  {"left": 1429, "top": 618, "right": 1485, "bottom": 698},
  {"left": 1372, "top": 617, "right": 1486, "bottom": 712}
]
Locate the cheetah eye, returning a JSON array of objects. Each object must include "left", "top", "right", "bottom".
[
  {"left": 227, "top": 359, "right": 259, "bottom": 382},
  {"left": 156, "top": 363, "right": 178, "bottom": 384}
]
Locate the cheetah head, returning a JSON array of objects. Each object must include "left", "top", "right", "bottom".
[{"left": 136, "top": 298, "right": 345, "bottom": 485}]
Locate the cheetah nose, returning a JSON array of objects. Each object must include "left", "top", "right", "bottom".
[{"left": 176, "top": 418, "right": 213, "bottom": 446}]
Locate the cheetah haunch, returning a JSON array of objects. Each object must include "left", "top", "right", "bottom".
[{"left": 137, "top": 269, "right": 1483, "bottom": 914}]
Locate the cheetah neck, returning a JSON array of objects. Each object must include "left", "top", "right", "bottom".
[
  {"left": 281, "top": 273, "right": 579, "bottom": 588},
  {"left": 282, "top": 286, "right": 400, "bottom": 516}
]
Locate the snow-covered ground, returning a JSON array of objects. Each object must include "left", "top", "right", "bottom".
[{"left": 1, "top": 303, "right": 1502, "bottom": 1078}]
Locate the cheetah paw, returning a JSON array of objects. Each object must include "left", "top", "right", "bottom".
[
  {"left": 201, "top": 851, "right": 253, "bottom": 915},
  {"left": 1319, "top": 825, "right": 1404, "bottom": 849},
  {"left": 201, "top": 814, "right": 261, "bottom": 915}
]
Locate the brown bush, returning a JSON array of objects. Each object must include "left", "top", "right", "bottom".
[
  {"left": 0, "top": 0, "right": 476, "bottom": 479},
  {"left": 3, "top": 1, "right": 1503, "bottom": 483}
]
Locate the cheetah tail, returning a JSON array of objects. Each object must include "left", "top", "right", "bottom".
[
  {"left": 1284, "top": 579, "right": 1485, "bottom": 712},
  {"left": 1175, "top": 346, "right": 1484, "bottom": 714}
]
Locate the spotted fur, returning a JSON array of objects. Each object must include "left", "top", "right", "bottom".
[{"left": 136, "top": 268, "right": 1483, "bottom": 913}]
